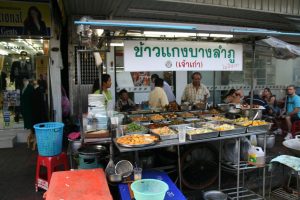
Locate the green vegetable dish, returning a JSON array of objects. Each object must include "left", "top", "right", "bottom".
[{"left": 126, "top": 123, "right": 147, "bottom": 133}]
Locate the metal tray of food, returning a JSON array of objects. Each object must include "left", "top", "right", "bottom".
[
  {"left": 196, "top": 122, "right": 245, "bottom": 136},
  {"left": 122, "top": 123, "right": 149, "bottom": 135},
  {"left": 115, "top": 134, "right": 159, "bottom": 148},
  {"left": 147, "top": 114, "right": 165, "bottom": 122},
  {"left": 169, "top": 123, "right": 194, "bottom": 130},
  {"left": 163, "top": 112, "right": 178, "bottom": 119},
  {"left": 128, "top": 114, "right": 149, "bottom": 122},
  {"left": 177, "top": 112, "right": 195, "bottom": 118},
  {"left": 218, "top": 125, "right": 246, "bottom": 136},
  {"left": 168, "top": 119, "right": 186, "bottom": 125},
  {"left": 184, "top": 118, "right": 204, "bottom": 124},
  {"left": 247, "top": 124, "right": 272, "bottom": 133},
  {"left": 186, "top": 127, "right": 219, "bottom": 140},
  {"left": 150, "top": 127, "right": 178, "bottom": 140}
]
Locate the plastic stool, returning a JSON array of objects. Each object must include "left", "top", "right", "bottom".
[
  {"left": 35, "top": 152, "right": 69, "bottom": 191},
  {"left": 291, "top": 121, "right": 300, "bottom": 137}
]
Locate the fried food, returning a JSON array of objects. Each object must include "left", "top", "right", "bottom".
[
  {"left": 117, "top": 134, "right": 158, "bottom": 146},
  {"left": 149, "top": 114, "right": 164, "bottom": 121}
]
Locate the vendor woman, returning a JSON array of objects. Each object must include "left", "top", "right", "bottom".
[
  {"left": 117, "top": 89, "right": 135, "bottom": 112},
  {"left": 92, "top": 74, "right": 113, "bottom": 109}
]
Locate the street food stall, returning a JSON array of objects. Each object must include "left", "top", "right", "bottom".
[{"left": 72, "top": 18, "right": 300, "bottom": 199}]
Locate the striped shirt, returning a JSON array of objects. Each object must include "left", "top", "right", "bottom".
[{"left": 181, "top": 83, "right": 210, "bottom": 103}]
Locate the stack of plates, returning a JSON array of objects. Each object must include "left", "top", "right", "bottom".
[
  {"left": 87, "top": 94, "right": 108, "bottom": 130},
  {"left": 88, "top": 94, "right": 106, "bottom": 107}
]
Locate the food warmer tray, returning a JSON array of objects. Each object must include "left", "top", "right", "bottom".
[
  {"left": 150, "top": 129, "right": 178, "bottom": 140},
  {"left": 186, "top": 128, "right": 219, "bottom": 140},
  {"left": 195, "top": 122, "right": 245, "bottom": 136},
  {"left": 246, "top": 123, "right": 272, "bottom": 133}
]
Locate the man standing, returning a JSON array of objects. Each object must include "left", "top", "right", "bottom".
[
  {"left": 284, "top": 85, "right": 300, "bottom": 140},
  {"left": 151, "top": 74, "right": 176, "bottom": 103},
  {"left": 181, "top": 72, "right": 210, "bottom": 104},
  {"left": 149, "top": 78, "right": 169, "bottom": 109}
]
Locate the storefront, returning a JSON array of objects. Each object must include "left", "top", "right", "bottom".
[{"left": 0, "top": 0, "right": 51, "bottom": 143}]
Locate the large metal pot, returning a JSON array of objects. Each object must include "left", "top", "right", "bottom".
[
  {"left": 203, "top": 190, "right": 227, "bottom": 200},
  {"left": 283, "top": 135, "right": 300, "bottom": 157},
  {"left": 242, "top": 109, "right": 262, "bottom": 120},
  {"left": 257, "top": 134, "right": 275, "bottom": 149}
]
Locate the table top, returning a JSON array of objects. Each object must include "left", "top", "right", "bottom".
[
  {"left": 118, "top": 170, "right": 186, "bottom": 200},
  {"left": 45, "top": 169, "right": 113, "bottom": 200},
  {"left": 114, "top": 130, "right": 266, "bottom": 153}
]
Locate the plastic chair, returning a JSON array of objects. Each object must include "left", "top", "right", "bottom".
[
  {"left": 35, "top": 152, "right": 69, "bottom": 191},
  {"left": 291, "top": 120, "right": 300, "bottom": 137}
]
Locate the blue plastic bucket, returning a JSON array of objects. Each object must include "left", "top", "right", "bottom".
[
  {"left": 131, "top": 179, "right": 169, "bottom": 200},
  {"left": 34, "top": 122, "right": 64, "bottom": 156}
]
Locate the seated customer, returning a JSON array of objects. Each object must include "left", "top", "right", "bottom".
[
  {"left": 149, "top": 78, "right": 169, "bottom": 109},
  {"left": 283, "top": 85, "right": 300, "bottom": 140},
  {"left": 261, "top": 87, "right": 280, "bottom": 116},
  {"left": 117, "top": 89, "right": 135, "bottom": 112},
  {"left": 224, "top": 89, "right": 241, "bottom": 104}
]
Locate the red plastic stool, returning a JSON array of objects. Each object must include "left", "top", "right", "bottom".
[
  {"left": 35, "top": 152, "right": 69, "bottom": 191},
  {"left": 291, "top": 120, "right": 300, "bottom": 137}
]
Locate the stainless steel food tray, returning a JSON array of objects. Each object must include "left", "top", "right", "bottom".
[
  {"left": 186, "top": 128, "right": 219, "bottom": 140},
  {"left": 219, "top": 126, "right": 246, "bottom": 136},
  {"left": 150, "top": 128, "right": 178, "bottom": 140},
  {"left": 246, "top": 124, "right": 272, "bottom": 133}
]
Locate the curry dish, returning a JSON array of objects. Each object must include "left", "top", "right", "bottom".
[{"left": 117, "top": 134, "right": 158, "bottom": 146}]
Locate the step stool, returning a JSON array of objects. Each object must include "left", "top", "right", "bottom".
[
  {"left": 291, "top": 120, "right": 300, "bottom": 137},
  {"left": 35, "top": 152, "right": 69, "bottom": 191}
]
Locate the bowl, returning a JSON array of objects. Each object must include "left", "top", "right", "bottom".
[{"left": 131, "top": 179, "right": 169, "bottom": 200}]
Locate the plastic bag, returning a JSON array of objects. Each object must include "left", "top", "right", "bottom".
[{"left": 223, "top": 137, "right": 251, "bottom": 164}]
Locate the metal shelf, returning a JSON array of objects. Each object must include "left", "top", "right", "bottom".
[
  {"left": 271, "top": 188, "right": 299, "bottom": 200},
  {"left": 222, "top": 187, "right": 264, "bottom": 200},
  {"left": 221, "top": 161, "right": 266, "bottom": 171}
]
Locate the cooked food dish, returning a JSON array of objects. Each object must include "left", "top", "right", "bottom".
[
  {"left": 151, "top": 126, "right": 176, "bottom": 135},
  {"left": 179, "top": 112, "right": 194, "bottom": 118},
  {"left": 187, "top": 128, "right": 214, "bottom": 135},
  {"left": 130, "top": 116, "right": 149, "bottom": 122},
  {"left": 163, "top": 113, "right": 178, "bottom": 119},
  {"left": 116, "top": 134, "right": 158, "bottom": 146},
  {"left": 149, "top": 114, "right": 165, "bottom": 121},
  {"left": 125, "top": 123, "right": 148, "bottom": 133},
  {"left": 236, "top": 120, "right": 268, "bottom": 127}
]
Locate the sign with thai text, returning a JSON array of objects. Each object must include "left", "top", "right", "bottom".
[{"left": 124, "top": 40, "right": 243, "bottom": 71}]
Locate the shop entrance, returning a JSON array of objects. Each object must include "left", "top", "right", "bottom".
[{"left": 0, "top": 38, "right": 49, "bottom": 130}]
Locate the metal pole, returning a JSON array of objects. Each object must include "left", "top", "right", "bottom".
[
  {"left": 250, "top": 39, "right": 256, "bottom": 117},
  {"left": 177, "top": 145, "right": 182, "bottom": 190},
  {"left": 76, "top": 51, "right": 84, "bottom": 140},
  {"left": 213, "top": 71, "right": 216, "bottom": 107},
  {"left": 218, "top": 140, "right": 222, "bottom": 190},
  {"left": 237, "top": 137, "right": 241, "bottom": 199},
  {"left": 263, "top": 132, "right": 267, "bottom": 198}
]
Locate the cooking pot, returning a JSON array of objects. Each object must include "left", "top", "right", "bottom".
[
  {"left": 283, "top": 135, "right": 300, "bottom": 157},
  {"left": 203, "top": 190, "right": 227, "bottom": 200},
  {"left": 69, "top": 139, "right": 82, "bottom": 154},
  {"left": 78, "top": 144, "right": 107, "bottom": 155},
  {"left": 257, "top": 134, "right": 275, "bottom": 149}
]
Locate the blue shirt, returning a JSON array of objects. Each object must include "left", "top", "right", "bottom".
[{"left": 287, "top": 94, "right": 300, "bottom": 118}]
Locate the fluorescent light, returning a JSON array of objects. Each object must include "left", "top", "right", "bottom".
[
  {"left": 74, "top": 21, "right": 196, "bottom": 30},
  {"left": 0, "top": 49, "right": 8, "bottom": 55},
  {"left": 143, "top": 31, "right": 207, "bottom": 37},
  {"left": 210, "top": 34, "right": 233, "bottom": 38},
  {"left": 110, "top": 42, "right": 124, "bottom": 47}
]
